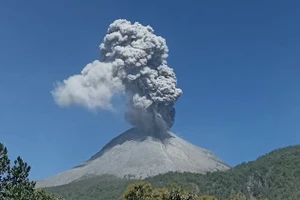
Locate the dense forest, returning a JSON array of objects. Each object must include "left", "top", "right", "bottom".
[{"left": 45, "top": 145, "right": 300, "bottom": 200}]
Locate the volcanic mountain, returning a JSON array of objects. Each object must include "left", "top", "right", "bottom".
[{"left": 36, "top": 128, "right": 230, "bottom": 188}]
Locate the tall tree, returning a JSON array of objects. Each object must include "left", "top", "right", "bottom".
[
  {"left": 0, "top": 143, "right": 11, "bottom": 199},
  {"left": 0, "top": 143, "right": 66, "bottom": 200}
]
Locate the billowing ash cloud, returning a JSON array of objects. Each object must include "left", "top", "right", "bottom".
[{"left": 52, "top": 19, "right": 182, "bottom": 132}]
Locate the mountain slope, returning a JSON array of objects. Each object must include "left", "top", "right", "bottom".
[
  {"left": 148, "top": 145, "right": 300, "bottom": 199},
  {"left": 37, "top": 128, "right": 229, "bottom": 188},
  {"left": 45, "top": 145, "right": 300, "bottom": 200}
]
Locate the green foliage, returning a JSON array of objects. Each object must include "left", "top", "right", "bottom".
[
  {"left": 121, "top": 181, "right": 196, "bottom": 200},
  {"left": 121, "top": 181, "right": 154, "bottom": 200},
  {"left": 228, "top": 192, "right": 247, "bottom": 200},
  {"left": 167, "top": 184, "right": 196, "bottom": 200},
  {"left": 46, "top": 145, "right": 300, "bottom": 200},
  {"left": 147, "top": 145, "right": 300, "bottom": 200},
  {"left": 45, "top": 175, "right": 133, "bottom": 200},
  {"left": 120, "top": 182, "right": 269, "bottom": 200},
  {"left": 0, "top": 143, "right": 35, "bottom": 200},
  {"left": 34, "top": 189, "right": 66, "bottom": 200},
  {"left": 0, "top": 143, "right": 65, "bottom": 200},
  {"left": 0, "top": 144, "right": 10, "bottom": 183},
  {"left": 5, "top": 157, "right": 36, "bottom": 200},
  {"left": 196, "top": 195, "right": 218, "bottom": 200}
]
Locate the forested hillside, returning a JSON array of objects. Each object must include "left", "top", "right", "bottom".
[{"left": 46, "top": 145, "right": 300, "bottom": 200}]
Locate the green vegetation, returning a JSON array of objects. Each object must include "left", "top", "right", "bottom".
[
  {"left": 46, "top": 175, "right": 132, "bottom": 200},
  {"left": 2, "top": 141, "right": 299, "bottom": 200},
  {"left": 45, "top": 145, "right": 300, "bottom": 200},
  {"left": 120, "top": 181, "right": 270, "bottom": 200},
  {"left": 0, "top": 143, "right": 66, "bottom": 200},
  {"left": 121, "top": 181, "right": 196, "bottom": 200}
]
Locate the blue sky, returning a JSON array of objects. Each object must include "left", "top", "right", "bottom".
[{"left": 0, "top": 0, "right": 299, "bottom": 181}]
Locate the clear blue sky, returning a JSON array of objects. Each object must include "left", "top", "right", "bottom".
[{"left": 0, "top": 1, "right": 299, "bottom": 181}]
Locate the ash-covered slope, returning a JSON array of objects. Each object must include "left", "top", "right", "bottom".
[{"left": 36, "top": 128, "right": 229, "bottom": 188}]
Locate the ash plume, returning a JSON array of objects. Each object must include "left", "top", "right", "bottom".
[{"left": 52, "top": 19, "right": 182, "bottom": 132}]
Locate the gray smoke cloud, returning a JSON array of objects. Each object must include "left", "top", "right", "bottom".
[{"left": 52, "top": 19, "right": 182, "bottom": 132}]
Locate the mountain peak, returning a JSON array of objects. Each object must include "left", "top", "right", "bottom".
[{"left": 87, "top": 127, "right": 174, "bottom": 162}]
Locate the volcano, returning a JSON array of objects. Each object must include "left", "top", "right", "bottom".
[{"left": 36, "top": 128, "right": 230, "bottom": 188}]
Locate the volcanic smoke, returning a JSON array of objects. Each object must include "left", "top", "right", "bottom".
[{"left": 51, "top": 19, "right": 182, "bottom": 133}]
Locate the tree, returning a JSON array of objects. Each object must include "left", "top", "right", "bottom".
[
  {"left": 0, "top": 143, "right": 10, "bottom": 182},
  {"left": 228, "top": 192, "right": 247, "bottom": 200},
  {"left": 4, "top": 156, "right": 36, "bottom": 200},
  {"left": 121, "top": 181, "right": 154, "bottom": 200},
  {"left": 167, "top": 184, "right": 196, "bottom": 200},
  {"left": 0, "top": 142, "right": 66, "bottom": 200},
  {"left": 196, "top": 195, "right": 218, "bottom": 200},
  {"left": 34, "top": 189, "right": 66, "bottom": 200},
  {"left": 121, "top": 181, "right": 196, "bottom": 200}
]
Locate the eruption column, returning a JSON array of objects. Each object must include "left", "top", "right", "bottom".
[{"left": 52, "top": 19, "right": 182, "bottom": 133}]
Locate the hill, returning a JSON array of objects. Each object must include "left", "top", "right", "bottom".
[{"left": 45, "top": 145, "right": 300, "bottom": 200}]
